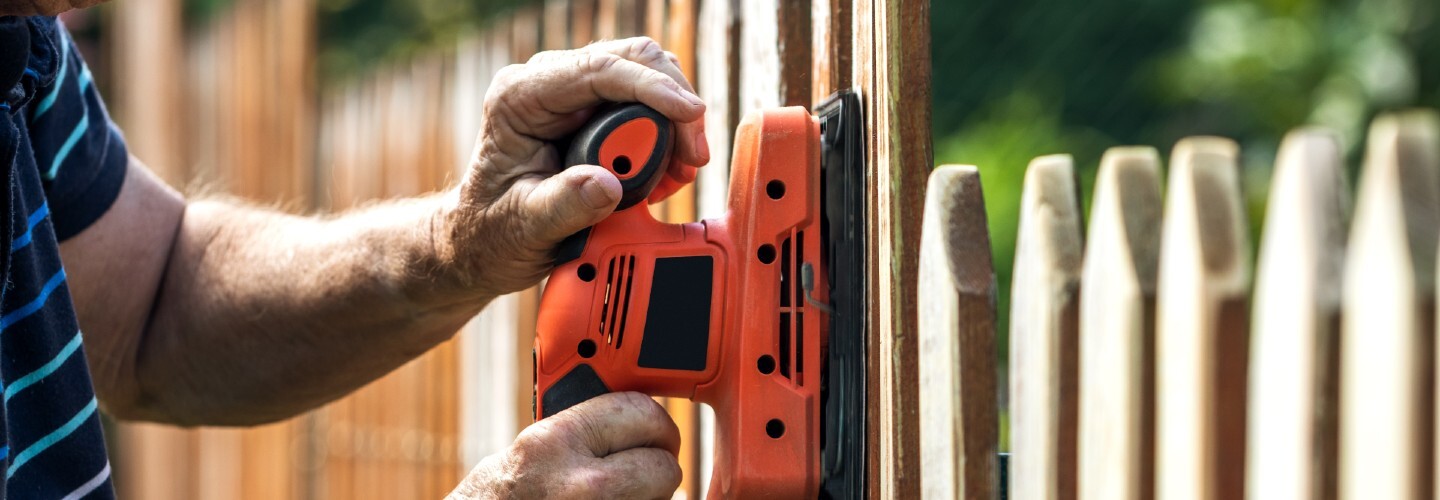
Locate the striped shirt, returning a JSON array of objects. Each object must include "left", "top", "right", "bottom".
[{"left": 0, "top": 16, "right": 128, "bottom": 500}]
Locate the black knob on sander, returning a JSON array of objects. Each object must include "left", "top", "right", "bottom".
[{"left": 563, "top": 103, "right": 674, "bottom": 211}]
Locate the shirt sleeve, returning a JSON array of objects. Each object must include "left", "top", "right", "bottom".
[{"left": 23, "top": 22, "right": 128, "bottom": 242}]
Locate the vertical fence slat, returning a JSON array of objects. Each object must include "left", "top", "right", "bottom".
[
  {"left": 1247, "top": 130, "right": 1347, "bottom": 500},
  {"left": 1009, "top": 155, "right": 1082, "bottom": 500},
  {"left": 571, "top": 0, "right": 596, "bottom": 45},
  {"left": 543, "top": 0, "right": 571, "bottom": 50},
  {"left": 809, "top": 0, "right": 850, "bottom": 103},
  {"left": 1078, "top": 147, "right": 1162, "bottom": 500},
  {"left": 919, "top": 165, "right": 999, "bottom": 500},
  {"left": 857, "top": 0, "right": 933, "bottom": 496},
  {"left": 1339, "top": 111, "right": 1440, "bottom": 500},
  {"left": 1156, "top": 137, "right": 1251, "bottom": 500}
]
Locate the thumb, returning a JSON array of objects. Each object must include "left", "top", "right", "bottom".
[{"left": 521, "top": 165, "right": 622, "bottom": 244}]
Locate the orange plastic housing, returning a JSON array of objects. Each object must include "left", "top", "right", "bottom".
[{"left": 535, "top": 106, "right": 828, "bottom": 498}]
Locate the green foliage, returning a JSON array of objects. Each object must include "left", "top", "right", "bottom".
[{"left": 932, "top": 0, "right": 1440, "bottom": 366}]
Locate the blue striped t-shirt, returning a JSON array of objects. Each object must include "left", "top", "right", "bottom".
[{"left": 0, "top": 16, "right": 128, "bottom": 500}]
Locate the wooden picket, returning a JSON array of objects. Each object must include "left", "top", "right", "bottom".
[
  {"left": 1247, "top": 130, "right": 1346, "bottom": 500},
  {"left": 1155, "top": 137, "right": 1252, "bottom": 500},
  {"left": 1078, "top": 147, "right": 1162, "bottom": 500},
  {"left": 918, "top": 165, "right": 1000, "bottom": 500},
  {"left": 1339, "top": 112, "right": 1439, "bottom": 500},
  {"left": 1008, "top": 155, "right": 1081, "bottom": 500}
]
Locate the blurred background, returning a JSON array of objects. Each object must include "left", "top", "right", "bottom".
[{"left": 52, "top": 0, "right": 1440, "bottom": 495}]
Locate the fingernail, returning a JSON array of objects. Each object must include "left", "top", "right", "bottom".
[
  {"left": 580, "top": 177, "right": 614, "bottom": 210},
  {"left": 680, "top": 89, "right": 704, "bottom": 107}
]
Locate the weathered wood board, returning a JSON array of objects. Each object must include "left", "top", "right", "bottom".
[
  {"left": 918, "top": 165, "right": 1000, "bottom": 500},
  {"left": 1247, "top": 130, "right": 1347, "bottom": 500},
  {"left": 1339, "top": 111, "right": 1439, "bottom": 500},
  {"left": 1155, "top": 137, "right": 1251, "bottom": 500},
  {"left": 1078, "top": 147, "right": 1162, "bottom": 500},
  {"left": 1009, "top": 155, "right": 1082, "bottom": 500}
]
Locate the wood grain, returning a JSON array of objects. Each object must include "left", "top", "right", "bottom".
[
  {"left": 1156, "top": 137, "right": 1251, "bottom": 500},
  {"left": 857, "top": 0, "right": 933, "bottom": 496},
  {"left": 1078, "top": 147, "right": 1162, "bottom": 500},
  {"left": 918, "top": 165, "right": 999, "bottom": 500},
  {"left": 1009, "top": 155, "right": 1082, "bottom": 500},
  {"left": 1339, "top": 111, "right": 1440, "bottom": 500},
  {"left": 1247, "top": 129, "right": 1346, "bottom": 500}
]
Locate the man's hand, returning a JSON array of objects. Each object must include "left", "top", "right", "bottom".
[
  {"left": 439, "top": 37, "right": 709, "bottom": 298},
  {"left": 449, "top": 392, "right": 683, "bottom": 499}
]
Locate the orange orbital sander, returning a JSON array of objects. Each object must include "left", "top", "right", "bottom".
[{"left": 533, "top": 91, "right": 867, "bottom": 499}]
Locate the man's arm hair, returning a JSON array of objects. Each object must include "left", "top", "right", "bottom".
[{"left": 63, "top": 156, "right": 490, "bottom": 425}]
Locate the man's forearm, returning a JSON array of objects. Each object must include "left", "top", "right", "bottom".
[{"left": 131, "top": 193, "right": 491, "bottom": 425}]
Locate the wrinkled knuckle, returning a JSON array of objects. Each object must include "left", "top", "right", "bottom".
[
  {"left": 664, "top": 50, "right": 680, "bottom": 64},
  {"left": 561, "top": 470, "right": 606, "bottom": 499},
  {"left": 622, "top": 392, "right": 665, "bottom": 419},
  {"left": 512, "top": 424, "right": 550, "bottom": 454},
  {"left": 629, "top": 37, "right": 664, "bottom": 60},
  {"left": 651, "top": 449, "right": 683, "bottom": 482},
  {"left": 583, "top": 52, "right": 623, "bottom": 74}
]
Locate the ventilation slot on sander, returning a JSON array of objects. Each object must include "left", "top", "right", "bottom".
[
  {"left": 777, "top": 230, "right": 806, "bottom": 387},
  {"left": 599, "top": 255, "right": 637, "bottom": 349}
]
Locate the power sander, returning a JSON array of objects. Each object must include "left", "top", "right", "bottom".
[{"left": 532, "top": 91, "right": 867, "bottom": 499}]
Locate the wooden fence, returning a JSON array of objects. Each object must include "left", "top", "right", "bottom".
[
  {"left": 920, "top": 111, "right": 1440, "bottom": 499},
  {"left": 100, "top": 0, "right": 928, "bottom": 497}
]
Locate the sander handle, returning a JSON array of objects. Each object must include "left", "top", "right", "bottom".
[{"left": 562, "top": 103, "right": 675, "bottom": 210}]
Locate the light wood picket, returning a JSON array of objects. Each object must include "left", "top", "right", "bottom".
[
  {"left": 1155, "top": 137, "right": 1251, "bottom": 500},
  {"left": 1009, "top": 155, "right": 1082, "bottom": 500},
  {"left": 918, "top": 165, "right": 1000, "bottom": 500},
  {"left": 1247, "top": 130, "right": 1347, "bottom": 500},
  {"left": 1077, "top": 147, "right": 1162, "bottom": 500},
  {"left": 1339, "top": 111, "right": 1440, "bottom": 500}
]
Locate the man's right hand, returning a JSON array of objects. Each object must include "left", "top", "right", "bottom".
[{"left": 448, "top": 392, "right": 683, "bottom": 499}]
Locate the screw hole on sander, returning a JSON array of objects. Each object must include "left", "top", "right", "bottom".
[
  {"left": 757, "top": 355, "right": 776, "bottom": 374},
  {"left": 757, "top": 244, "right": 777, "bottom": 264},
  {"left": 577, "top": 339, "right": 597, "bottom": 358},
  {"left": 766, "top": 419, "right": 785, "bottom": 439},
  {"left": 612, "top": 155, "right": 632, "bottom": 175},
  {"left": 766, "top": 180, "right": 785, "bottom": 199},
  {"left": 577, "top": 263, "right": 596, "bottom": 282}
]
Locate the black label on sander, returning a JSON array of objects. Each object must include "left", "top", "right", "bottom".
[{"left": 636, "top": 256, "right": 713, "bottom": 371}]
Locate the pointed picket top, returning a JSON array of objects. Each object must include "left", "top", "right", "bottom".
[
  {"left": 1247, "top": 129, "right": 1347, "bottom": 500},
  {"left": 1156, "top": 137, "right": 1251, "bottom": 500},
  {"left": 1339, "top": 111, "right": 1440, "bottom": 500},
  {"left": 1078, "top": 146, "right": 1163, "bottom": 500},
  {"left": 1009, "top": 154, "right": 1083, "bottom": 500},
  {"left": 919, "top": 165, "right": 999, "bottom": 500}
]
